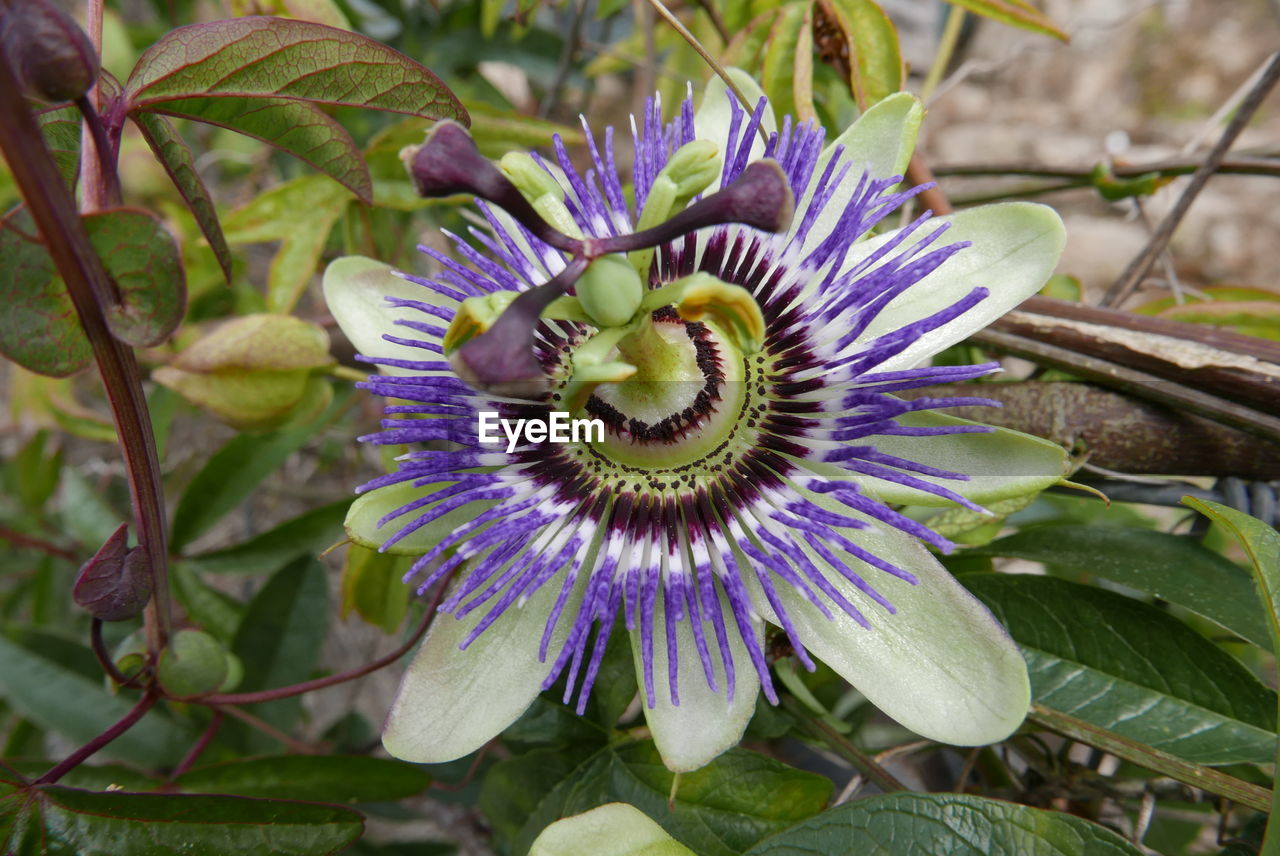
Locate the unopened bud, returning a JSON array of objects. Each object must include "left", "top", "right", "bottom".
[
  {"left": 73, "top": 523, "right": 153, "bottom": 621},
  {"left": 157, "top": 629, "right": 229, "bottom": 698},
  {"left": 402, "top": 122, "right": 581, "bottom": 253},
  {"left": 662, "top": 140, "right": 721, "bottom": 201},
  {"left": 0, "top": 0, "right": 99, "bottom": 102}
]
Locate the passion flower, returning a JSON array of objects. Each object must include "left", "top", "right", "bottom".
[{"left": 324, "top": 72, "right": 1068, "bottom": 772}]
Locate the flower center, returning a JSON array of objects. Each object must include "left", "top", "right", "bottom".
[{"left": 561, "top": 307, "right": 747, "bottom": 469}]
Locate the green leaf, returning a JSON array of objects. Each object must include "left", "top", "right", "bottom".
[
  {"left": 188, "top": 500, "right": 349, "bottom": 575},
  {"left": 1182, "top": 497, "right": 1280, "bottom": 849},
  {"left": 0, "top": 635, "right": 191, "bottom": 768},
  {"left": 940, "top": 0, "right": 1068, "bottom": 40},
  {"left": 822, "top": 0, "right": 903, "bottom": 108},
  {"left": 130, "top": 112, "right": 233, "bottom": 284},
  {"left": 966, "top": 525, "right": 1271, "bottom": 649},
  {"left": 760, "top": 3, "right": 814, "bottom": 125},
  {"left": 742, "top": 792, "right": 1144, "bottom": 855},
  {"left": 13, "top": 785, "right": 363, "bottom": 855},
  {"left": 125, "top": 16, "right": 468, "bottom": 200},
  {"left": 222, "top": 174, "right": 352, "bottom": 313},
  {"left": 170, "top": 417, "right": 321, "bottom": 551},
  {"left": 36, "top": 104, "right": 81, "bottom": 193},
  {"left": 172, "top": 563, "right": 244, "bottom": 643},
  {"left": 966, "top": 573, "right": 1277, "bottom": 766},
  {"left": 83, "top": 208, "right": 186, "bottom": 347},
  {"left": 502, "top": 742, "right": 832, "bottom": 856},
  {"left": 339, "top": 543, "right": 410, "bottom": 633},
  {"left": 231, "top": 556, "right": 330, "bottom": 748},
  {"left": 176, "top": 755, "right": 428, "bottom": 803},
  {"left": 0, "top": 210, "right": 92, "bottom": 377}
]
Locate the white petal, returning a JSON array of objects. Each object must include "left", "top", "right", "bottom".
[
  {"left": 792, "top": 92, "right": 923, "bottom": 254},
  {"left": 852, "top": 411, "right": 1069, "bottom": 506},
  {"left": 693, "top": 68, "right": 777, "bottom": 190},
  {"left": 634, "top": 586, "right": 760, "bottom": 773},
  {"left": 323, "top": 255, "right": 453, "bottom": 376},
  {"left": 530, "top": 803, "right": 695, "bottom": 856},
  {"left": 855, "top": 202, "right": 1067, "bottom": 372},
  {"left": 762, "top": 487, "right": 1030, "bottom": 745},
  {"left": 383, "top": 570, "right": 580, "bottom": 763}
]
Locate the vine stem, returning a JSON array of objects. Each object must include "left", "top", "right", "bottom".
[
  {"left": 644, "top": 0, "right": 770, "bottom": 145},
  {"left": 79, "top": 0, "right": 109, "bottom": 213},
  {"left": 196, "top": 566, "right": 457, "bottom": 706},
  {"left": 780, "top": 696, "right": 908, "bottom": 793},
  {"left": 165, "top": 710, "right": 223, "bottom": 782},
  {"left": 0, "top": 55, "right": 173, "bottom": 653},
  {"left": 1102, "top": 51, "right": 1280, "bottom": 307},
  {"left": 35, "top": 692, "right": 158, "bottom": 785},
  {"left": 1028, "top": 704, "right": 1271, "bottom": 814}
]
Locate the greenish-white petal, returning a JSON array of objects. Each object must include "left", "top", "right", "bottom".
[
  {"left": 383, "top": 569, "right": 581, "bottom": 763},
  {"left": 851, "top": 411, "right": 1069, "bottom": 506},
  {"left": 323, "top": 255, "right": 453, "bottom": 376},
  {"left": 634, "top": 587, "right": 760, "bottom": 773},
  {"left": 854, "top": 202, "right": 1067, "bottom": 371},
  {"left": 792, "top": 92, "right": 923, "bottom": 254},
  {"left": 346, "top": 481, "right": 499, "bottom": 554},
  {"left": 529, "top": 803, "right": 695, "bottom": 856},
  {"left": 759, "top": 485, "right": 1030, "bottom": 746},
  {"left": 693, "top": 69, "right": 776, "bottom": 191}
]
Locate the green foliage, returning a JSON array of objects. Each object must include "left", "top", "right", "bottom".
[
  {"left": 741, "top": 793, "right": 1145, "bottom": 855},
  {"left": 0, "top": 2, "right": 1275, "bottom": 854},
  {"left": 968, "top": 573, "right": 1277, "bottom": 765}
]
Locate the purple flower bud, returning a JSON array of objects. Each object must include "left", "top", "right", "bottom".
[
  {"left": 403, "top": 121, "right": 582, "bottom": 254},
  {"left": 73, "top": 523, "right": 153, "bottom": 622},
  {"left": 0, "top": 0, "right": 99, "bottom": 103}
]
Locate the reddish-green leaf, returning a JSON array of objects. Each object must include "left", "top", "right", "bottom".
[
  {"left": 131, "top": 111, "right": 233, "bottom": 283},
  {"left": 821, "top": 0, "right": 903, "bottom": 108},
  {"left": 940, "top": 0, "right": 1068, "bottom": 40},
  {"left": 176, "top": 755, "right": 428, "bottom": 803},
  {"left": 4, "top": 784, "right": 363, "bottom": 855},
  {"left": 82, "top": 208, "right": 186, "bottom": 347},
  {"left": 0, "top": 210, "right": 91, "bottom": 377},
  {"left": 140, "top": 95, "right": 372, "bottom": 201},
  {"left": 126, "top": 17, "right": 466, "bottom": 119},
  {"left": 35, "top": 104, "right": 81, "bottom": 193},
  {"left": 123, "top": 16, "right": 467, "bottom": 201}
]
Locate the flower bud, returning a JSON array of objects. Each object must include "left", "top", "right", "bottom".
[
  {"left": 0, "top": 0, "right": 99, "bottom": 103},
  {"left": 153, "top": 314, "right": 335, "bottom": 431},
  {"left": 575, "top": 255, "right": 643, "bottom": 328},
  {"left": 157, "top": 629, "right": 229, "bottom": 698},
  {"left": 662, "top": 139, "right": 721, "bottom": 202},
  {"left": 73, "top": 523, "right": 153, "bottom": 622}
]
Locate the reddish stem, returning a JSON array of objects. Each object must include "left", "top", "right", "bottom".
[
  {"left": 0, "top": 524, "right": 78, "bottom": 563},
  {"left": 197, "top": 568, "right": 457, "bottom": 706},
  {"left": 0, "top": 55, "right": 173, "bottom": 654},
  {"left": 166, "top": 710, "right": 224, "bottom": 781},
  {"left": 35, "top": 692, "right": 158, "bottom": 785}
]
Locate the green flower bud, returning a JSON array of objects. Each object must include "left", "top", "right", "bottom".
[
  {"left": 500, "top": 152, "right": 564, "bottom": 202},
  {"left": 219, "top": 651, "right": 244, "bottom": 693},
  {"left": 157, "top": 629, "right": 229, "bottom": 698},
  {"left": 662, "top": 139, "right": 721, "bottom": 202},
  {"left": 111, "top": 628, "right": 148, "bottom": 683},
  {"left": 153, "top": 314, "right": 336, "bottom": 431},
  {"left": 499, "top": 152, "right": 582, "bottom": 239},
  {"left": 575, "top": 255, "right": 644, "bottom": 328}
]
